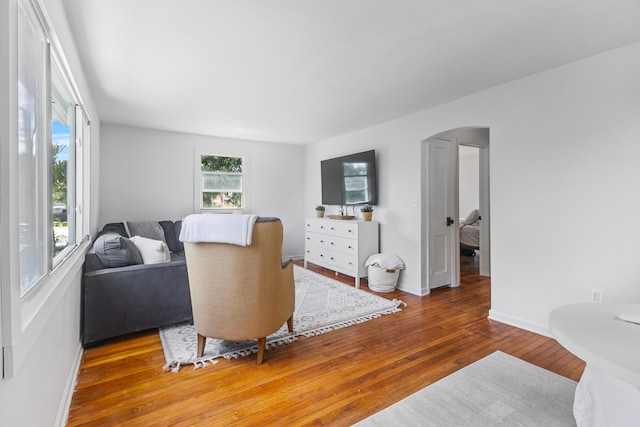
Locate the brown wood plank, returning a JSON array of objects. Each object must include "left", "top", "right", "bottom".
[{"left": 67, "top": 256, "right": 584, "bottom": 426}]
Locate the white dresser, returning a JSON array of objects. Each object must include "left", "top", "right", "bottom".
[{"left": 303, "top": 217, "right": 379, "bottom": 288}]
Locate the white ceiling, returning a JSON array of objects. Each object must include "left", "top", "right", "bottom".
[{"left": 61, "top": 0, "right": 640, "bottom": 144}]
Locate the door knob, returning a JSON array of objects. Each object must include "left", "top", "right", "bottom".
[{"left": 447, "top": 217, "right": 454, "bottom": 226}]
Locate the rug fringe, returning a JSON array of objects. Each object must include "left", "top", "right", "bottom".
[
  {"left": 222, "top": 336, "right": 298, "bottom": 360},
  {"left": 164, "top": 357, "right": 221, "bottom": 372},
  {"left": 159, "top": 270, "right": 406, "bottom": 373},
  {"left": 300, "top": 300, "right": 405, "bottom": 338},
  {"left": 163, "top": 361, "right": 182, "bottom": 373}
]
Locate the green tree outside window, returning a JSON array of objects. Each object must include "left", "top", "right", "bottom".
[{"left": 201, "top": 155, "right": 243, "bottom": 209}]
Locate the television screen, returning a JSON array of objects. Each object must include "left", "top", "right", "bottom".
[{"left": 321, "top": 150, "right": 377, "bottom": 206}]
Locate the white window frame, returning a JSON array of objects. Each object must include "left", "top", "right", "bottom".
[
  {"left": 193, "top": 149, "right": 250, "bottom": 213},
  {"left": 1, "top": 0, "right": 92, "bottom": 378}
]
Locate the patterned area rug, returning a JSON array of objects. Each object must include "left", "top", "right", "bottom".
[{"left": 159, "top": 265, "right": 405, "bottom": 371}]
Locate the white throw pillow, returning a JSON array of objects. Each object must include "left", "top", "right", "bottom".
[{"left": 130, "top": 235, "right": 171, "bottom": 264}]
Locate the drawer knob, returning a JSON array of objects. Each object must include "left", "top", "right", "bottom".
[
  {"left": 330, "top": 242, "right": 335, "bottom": 246},
  {"left": 348, "top": 229, "right": 353, "bottom": 233},
  {"left": 330, "top": 227, "right": 335, "bottom": 231}
]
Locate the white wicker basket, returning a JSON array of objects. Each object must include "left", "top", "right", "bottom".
[{"left": 367, "top": 266, "right": 400, "bottom": 292}]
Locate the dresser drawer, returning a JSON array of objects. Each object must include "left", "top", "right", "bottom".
[
  {"left": 305, "top": 232, "right": 331, "bottom": 248},
  {"left": 329, "top": 252, "right": 358, "bottom": 274},
  {"left": 306, "top": 232, "right": 358, "bottom": 254},
  {"left": 305, "top": 218, "right": 358, "bottom": 239},
  {"left": 305, "top": 219, "right": 330, "bottom": 234},
  {"left": 325, "top": 235, "right": 358, "bottom": 255},
  {"left": 324, "top": 221, "right": 358, "bottom": 239}
]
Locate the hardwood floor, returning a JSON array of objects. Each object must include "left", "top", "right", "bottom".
[{"left": 67, "top": 255, "right": 584, "bottom": 426}]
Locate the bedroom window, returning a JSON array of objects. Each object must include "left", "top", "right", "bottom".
[{"left": 200, "top": 154, "right": 244, "bottom": 210}]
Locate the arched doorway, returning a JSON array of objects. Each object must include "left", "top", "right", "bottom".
[{"left": 420, "top": 127, "right": 490, "bottom": 294}]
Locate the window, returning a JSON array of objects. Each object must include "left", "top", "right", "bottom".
[
  {"left": 18, "top": 0, "right": 48, "bottom": 295},
  {"left": 200, "top": 155, "right": 244, "bottom": 210},
  {"left": 18, "top": 0, "right": 90, "bottom": 297},
  {"left": 51, "top": 58, "right": 77, "bottom": 264}
]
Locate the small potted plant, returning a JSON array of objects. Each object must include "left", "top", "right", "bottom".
[
  {"left": 315, "top": 205, "right": 326, "bottom": 218},
  {"left": 360, "top": 204, "right": 373, "bottom": 221}
]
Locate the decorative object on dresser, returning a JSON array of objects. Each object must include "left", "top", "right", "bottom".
[
  {"left": 360, "top": 204, "right": 374, "bottom": 221},
  {"left": 315, "top": 205, "right": 325, "bottom": 217},
  {"left": 304, "top": 217, "right": 379, "bottom": 288},
  {"left": 328, "top": 214, "right": 355, "bottom": 220}
]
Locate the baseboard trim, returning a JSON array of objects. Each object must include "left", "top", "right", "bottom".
[
  {"left": 55, "top": 342, "right": 83, "bottom": 427},
  {"left": 488, "top": 309, "right": 551, "bottom": 338}
]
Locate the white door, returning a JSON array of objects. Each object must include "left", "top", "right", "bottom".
[
  {"left": 478, "top": 146, "right": 491, "bottom": 277},
  {"left": 428, "top": 138, "right": 457, "bottom": 289}
]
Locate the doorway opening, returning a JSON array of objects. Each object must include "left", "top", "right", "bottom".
[
  {"left": 459, "top": 145, "right": 480, "bottom": 272},
  {"left": 420, "top": 127, "right": 490, "bottom": 295}
]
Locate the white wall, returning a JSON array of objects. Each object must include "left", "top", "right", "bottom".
[
  {"left": 306, "top": 41, "right": 640, "bottom": 334},
  {"left": 99, "top": 124, "right": 306, "bottom": 259},
  {"left": 459, "top": 146, "right": 480, "bottom": 217},
  {"left": 0, "top": 0, "right": 101, "bottom": 425}
]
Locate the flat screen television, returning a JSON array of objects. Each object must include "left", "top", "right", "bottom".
[{"left": 321, "top": 150, "right": 377, "bottom": 206}]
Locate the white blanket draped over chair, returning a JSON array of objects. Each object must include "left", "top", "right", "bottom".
[{"left": 179, "top": 213, "right": 259, "bottom": 246}]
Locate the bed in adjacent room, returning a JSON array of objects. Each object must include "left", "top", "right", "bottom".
[{"left": 460, "top": 209, "right": 480, "bottom": 255}]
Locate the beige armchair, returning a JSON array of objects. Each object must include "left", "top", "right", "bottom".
[{"left": 182, "top": 217, "right": 294, "bottom": 364}]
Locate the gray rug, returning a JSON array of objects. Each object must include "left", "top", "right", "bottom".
[{"left": 353, "top": 351, "right": 577, "bottom": 427}]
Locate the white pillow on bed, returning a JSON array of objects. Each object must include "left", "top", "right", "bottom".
[{"left": 130, "top": 235, "right": 171, "bottom": 264}]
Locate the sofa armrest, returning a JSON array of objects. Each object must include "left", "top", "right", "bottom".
[
  {"left": 82, "top": 259, "right": 192, "bottom": 347},
  {"left": 84, "top": 248, "right": 105, "bottom": 273}
]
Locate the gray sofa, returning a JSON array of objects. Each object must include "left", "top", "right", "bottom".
[{"left": 82, "top": 220, "right": 193, "bottom": 347}]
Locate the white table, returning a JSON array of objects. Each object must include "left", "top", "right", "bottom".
[{"left": 550, "top": 303, "right": 640, "bottom": 426}]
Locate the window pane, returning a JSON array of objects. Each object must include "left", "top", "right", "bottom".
[
  {"left": 51, "top": 60, "right": 76, "bottom": 262},
  {"left": 52, "top": 119, "right": 74, "bottom": 258},
  {"left": 200, "top": 155, "right": 244, "bottom": 209},
  {"left": 18, "top": 1, "right": 48, "bottom": 295},
  {"left": 201, "top": 155, "right": 242, "bottom": 173},
  {"left": 202, "top": 192, "right": 242, "bottom": 209},
  {"left": 201, "top": 172, "right": 242, "bottom": 191}
]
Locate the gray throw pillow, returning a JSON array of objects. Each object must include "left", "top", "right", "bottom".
[
  {"left": 93, "top": 233, "right": 143, "bottom": 268},
  {"left": 125, "top": 221, "right": 166, "bottom": 242}
]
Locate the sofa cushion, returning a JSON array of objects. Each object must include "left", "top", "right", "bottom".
[
  {"left": 93, "top": 233, "right": 143, "bottom": 268},
  {"left": 125, "top": 221, "right": 166, "bottom": 242},
  {"left": 159, "top": 220, "right": 183, "bottom": 253},
  {"left": 130, "top": 235, "right": 171, "bottom": 264},
  {"left": 100, "top": 222, "right": 128, "bottom": 238},
  {"left": 173, "top": 221, "right": 184, "bottom": 253}
]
